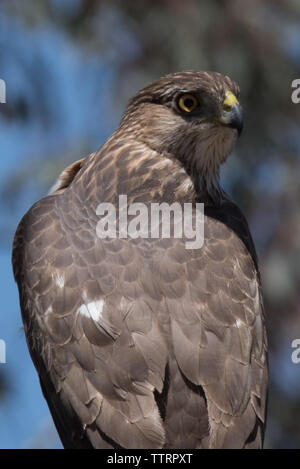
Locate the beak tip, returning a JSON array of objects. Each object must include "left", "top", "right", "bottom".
[{"left": 228, "top": 103, "right": 243, "bottom": 136}]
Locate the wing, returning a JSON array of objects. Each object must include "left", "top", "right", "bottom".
[
  {"left": 12, "top": 194, "right": 169, "bottom": 449},
  {"left": 160, "top": 200, "right": 268, "bottom": 448}
]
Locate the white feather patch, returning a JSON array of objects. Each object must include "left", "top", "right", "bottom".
[
  {"left": 53, "top": 272, "right": 65, "bottom": 289},
  {"left": 78, "top": 299, "right": 104, "bottom": 322},
  {"left": 235, "top": 319, "right": 242, "bottom": 328}
]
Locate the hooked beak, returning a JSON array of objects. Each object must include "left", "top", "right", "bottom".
[{"left": 219, "top": 90, "right": 243, "bottom": 136}]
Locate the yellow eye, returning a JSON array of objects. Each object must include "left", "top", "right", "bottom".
[{"left": 178, "top": 94, "right": 199, "bottom": 113}]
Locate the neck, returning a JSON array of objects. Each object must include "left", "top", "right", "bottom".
[
  {"left": 119, "top": 114, "right": 235, "bottom": 205},
  {"left": 194, "top": 172, "right": 225, "bottom": 206},
  {"left": 80, "top": 125, "right": 231, "bottom": 207},
  {"left": 119, "top": 137, "right": 226, "bottom": 206}
]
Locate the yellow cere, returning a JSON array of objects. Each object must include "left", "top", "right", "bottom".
[{"left": 223, "top": 90, "right": 239, "bottom": 109}]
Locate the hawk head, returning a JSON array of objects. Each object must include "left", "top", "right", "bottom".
[{"left": 120, "top": 71, "right": 243, "bottom": 200}]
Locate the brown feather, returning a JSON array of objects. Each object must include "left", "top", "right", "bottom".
[{"left": 12, "top": 71, "right": 268, "bottom": 449}]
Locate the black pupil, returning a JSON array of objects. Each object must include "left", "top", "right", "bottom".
[{"left": 184, "top": 97, "right": 195, "bottom": 109}]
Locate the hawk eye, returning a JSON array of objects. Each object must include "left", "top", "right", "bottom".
[{"left": 178, "top": 94, "right": 199, "bottom": 113}]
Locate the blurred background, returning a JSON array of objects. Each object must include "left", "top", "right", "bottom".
[{"left": 0, "top": 0, "right": 299, "bottom": 449}]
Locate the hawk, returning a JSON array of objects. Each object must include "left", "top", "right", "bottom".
[{"left": 12, "top": 71, "right": 268, "bottom": 449}]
